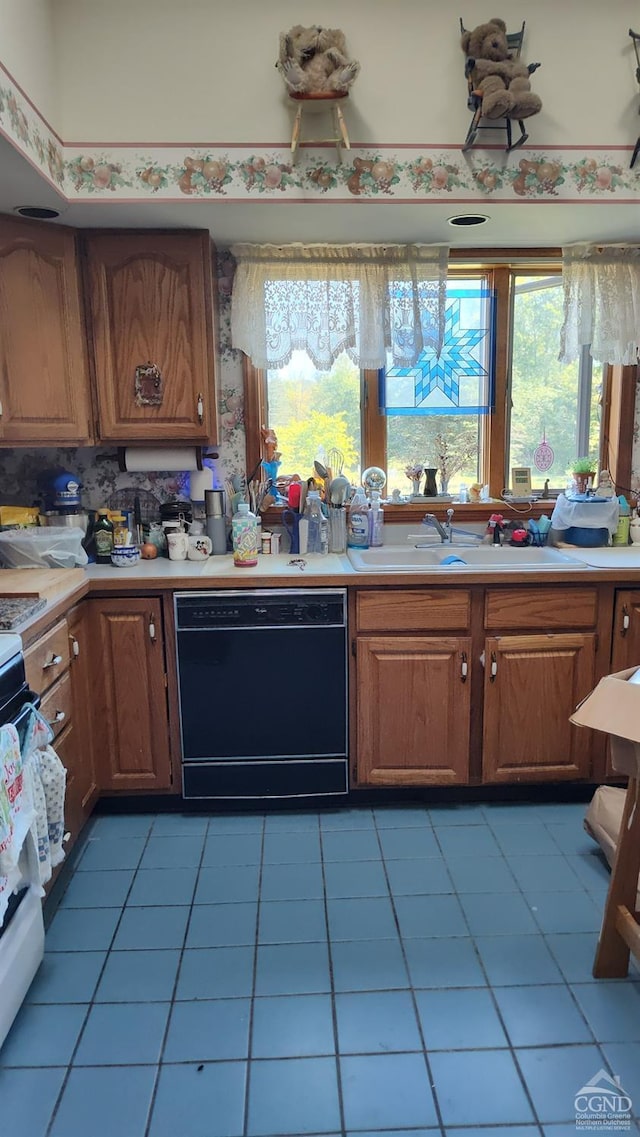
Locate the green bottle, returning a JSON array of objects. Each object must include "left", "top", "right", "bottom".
[{"left": 94, "top": 509, "right": 114, "bottom": 564}]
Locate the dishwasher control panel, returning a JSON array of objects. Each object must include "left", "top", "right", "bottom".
[{"left": 175, "top": 589, "right": 346, "bottom": 629}]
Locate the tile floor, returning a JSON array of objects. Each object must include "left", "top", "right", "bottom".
[{"left": 1, "top": 801, "right": 640, "bottom": 1137}]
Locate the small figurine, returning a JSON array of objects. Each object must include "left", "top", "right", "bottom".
[{"left": 261, "top": 425, "right": 279, "bottom": 462}]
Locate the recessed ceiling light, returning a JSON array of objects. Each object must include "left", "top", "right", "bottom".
[
  {"left": 14, "top": 206, "right": 60, "bottom": 219},
  {"left": 447, "top": 213, "right": 490, "bottom": 227}
]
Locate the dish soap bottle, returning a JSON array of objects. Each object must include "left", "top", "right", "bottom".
[
  {"left": 347, "top": 487, "right": 370, "bottom": 549},
  {"left": 232, "top": 503, "right": 258, "bottom": 567},
  {"left": 369, "top": 491, "right": 384, "bottom": 547},
  {"left": 304, "top": 490, "right": 329, "bottom": 555},
  {"left": 94, "top": 509, "right": 114, "bottom": 564},
  {"left": 613, "top": 495, "right": 630, "bottom": 546}
]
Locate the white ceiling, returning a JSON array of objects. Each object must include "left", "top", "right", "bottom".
[{"left": 1, "top": 134, "right": 639, "bottom": 248}]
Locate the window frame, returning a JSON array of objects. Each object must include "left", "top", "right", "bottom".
[{"left": 242, "top": 249, "right": 636, "bottom": 511}]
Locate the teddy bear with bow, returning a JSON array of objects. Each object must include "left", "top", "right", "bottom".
[
  {"left": 461, "top": 17, "right": 541, "bottom": 120},
  {"left": 276, "top": 25, "right": 360, "bottom": 95}
]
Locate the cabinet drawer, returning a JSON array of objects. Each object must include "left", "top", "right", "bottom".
[
  {"left": 356, "top": 589, "right": 470, "bottom": 632},
  {"left": 485, "top": 588, "right": 598, "bottom": 630},
  {"left": 24, "top": 620, "right": 70, "bottom": 694},
  {"left": 39, "top": 671, "right": 72, "bottom": 741}
]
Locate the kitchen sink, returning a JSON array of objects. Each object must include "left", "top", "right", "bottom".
[{"left": 347, "top": 544, "right": 591, "bottom": 572}]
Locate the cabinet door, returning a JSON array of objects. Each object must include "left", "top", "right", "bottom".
[
  {"left": 84, "top": 232, "right": 217, "bottom": 442},
  {"left": 607, "top": 591, "right": 640, "bottom": 776},
  {"left": 356, "top": 636, "right": 471, "bottom": 785},
  {"left": 0, "top": 218, "right": 92, "bottom": 444},
  {"left": 483, "top": 633, "right": 596, "bottom": 783},
  {"left": 611, "top": 591, "right": 640, "bottom": 672},
  {"left": 66, "top": 604, "right": 98, "bottom": 830},
  {"left": 89, "top": 598, "right": 172, "bottom": 791}
]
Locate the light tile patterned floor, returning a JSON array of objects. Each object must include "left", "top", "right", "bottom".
[{"left": 1, "top": 802, "right": 640, "bottom": 1137}]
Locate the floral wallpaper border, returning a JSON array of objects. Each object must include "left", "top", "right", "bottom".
[{"left": 1, "top": 62, "right": 639, "bottom": 205}]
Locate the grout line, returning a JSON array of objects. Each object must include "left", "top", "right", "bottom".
[
  {"left": 318, "top": 814, "right": 348, "bottom": 1137},
  {"left": 242, "top": 811, "right": 267, "bottom": 1137},
  {"left": 44, "top": 816, "right": 156, "bottom": 1137},
  {"left": 142, "top": 815, "right": 213, "bottom": 1137}
]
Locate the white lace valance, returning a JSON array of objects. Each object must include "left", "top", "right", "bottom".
[
  {"left": 560, "top": 243, "right": 640, "bottom": 366},
  {"left": 230, "top": 242, "right": 449, "bottom": 371}
]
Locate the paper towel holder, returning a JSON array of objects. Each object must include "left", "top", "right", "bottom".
[{"left": 117, "top": 447, "right": 218, "bottom": 472}]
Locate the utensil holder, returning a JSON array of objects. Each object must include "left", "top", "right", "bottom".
[{"left": 328, "top": 507, "right": 347, "bottom": 554}]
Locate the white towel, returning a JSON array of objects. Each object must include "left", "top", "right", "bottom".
[{"left": 0, "top": 723, "right": 35, "bottom": 876}]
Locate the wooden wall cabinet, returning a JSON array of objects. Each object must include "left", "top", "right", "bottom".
[
  {"left": 0, "top": 217, "right": 92, "bottom": 444},
  {"left": 88, "top": 597, "right": 172, "bottom": 792},
  {"left": 83, "top": 231, "right": 219, "bottom": 442}
]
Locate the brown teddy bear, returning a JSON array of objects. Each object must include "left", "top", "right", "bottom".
[
  {"left": 461, "top": 18, "right": 541, "bottom": 120},
  {"left": 277, "top": 25, "right": 360, "bottom": 95}
]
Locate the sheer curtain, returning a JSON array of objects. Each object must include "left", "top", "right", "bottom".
[
  {"left": 560, "top": 243, "right": 640, "bottom": 366},
  {"left": 230, "top": 243, "right": 449, "bottom": 370}
]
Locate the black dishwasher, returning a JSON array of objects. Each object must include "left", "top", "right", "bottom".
[{"left": 175, "top": 590, "right": 348, "bottom": 800}]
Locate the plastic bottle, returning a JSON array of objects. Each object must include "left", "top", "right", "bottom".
[
  {"left": 347, "top": 487, "right": 370, "bottom": 549},
  {"left": 94, "top": 509, "right": 114, "bottom": 564},
  {"left": 369, "top": 491, "right": 384, "bottom": 547},
  {"left": 232, "top": 503, "right": 258, "bottom": 567},
  {"left": 613, "top": 495, "right": 630, "bottom": 546},
  {"left": 630, "top": 509, "right": 640, "bottom": 546},
  {"left": 304, "top": 490, "right": 329, "bottom": 555}
]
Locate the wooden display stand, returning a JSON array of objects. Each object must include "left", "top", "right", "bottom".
[
  {"left": 593, "top": 776, "right": 640, "bottom": 977},
  {"left": 289, "top": 91, "right": 351, "bottom": 163}
]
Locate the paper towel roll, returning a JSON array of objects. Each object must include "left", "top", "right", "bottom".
[
  {"left": 120, "top": 447, "right": 203, "bottom": 473},
  {"left": 189, "top": 468, "right": 213, "bottom": 501}
]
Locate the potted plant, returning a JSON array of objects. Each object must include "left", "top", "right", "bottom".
[{"left": 571, "top": 456, "right": 596, "bottom": 494}]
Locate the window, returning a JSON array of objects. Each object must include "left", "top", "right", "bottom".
[{"left": 244, "top": 258, "right": 631, "bottom": 502}]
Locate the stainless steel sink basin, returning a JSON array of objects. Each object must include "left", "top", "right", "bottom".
[{"left": 347, "top": 544, "right": 590, "bottom": 572}]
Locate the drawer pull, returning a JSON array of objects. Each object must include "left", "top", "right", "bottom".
[
  {"left": 489, "top": 651, "right": 498, "bottom": 682},
  {"left": 43, "top": 653, "right": 63, "bottom": 669},
  {"left": 460, "top": 652, "right": 468, "bottom": 682},
  {"left": 49, "top": 710, "right": 66, "bottom": 725},
  {"left": 622, "top": 606, "right": 630, "bottom": 636}
]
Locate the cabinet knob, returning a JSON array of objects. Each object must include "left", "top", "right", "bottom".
[
  {"left": 460, "top": 652, "right": 468, "bottom": 682},
  {"left": 196, "top": 393, "right": 204, "bottom": 425},
  {"left": 622, "top": 606, "right": 630, "bottom": 636},
  {"left": 49, "top": 710, "right": 65, "bottom": 725},
  {"left": 149, "top": 618, "right": 156, "bottom": 643},
  {"left": 70, "top": 634, "right": 80, "bottom": 658},
  {"left": 43, "top": 653, "right": 63, "bottom": 669},
  {"left": 489, "top": 651, "right": 498, "bottom": 682}
]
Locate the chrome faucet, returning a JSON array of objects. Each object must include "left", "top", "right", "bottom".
[{"left": 422, "top": 509, "right": 455, "bottom": 543}]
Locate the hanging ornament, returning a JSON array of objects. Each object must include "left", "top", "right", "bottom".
[{"left": 533, "top": 428, "right": 554, "bottom": 472}]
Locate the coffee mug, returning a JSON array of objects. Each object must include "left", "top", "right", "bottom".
[
  {"left": 167, "top": 530, "right": 189, "bottom": 560},
  {"left": 187, "top": 535, "right": 212, "bottom": 561}
]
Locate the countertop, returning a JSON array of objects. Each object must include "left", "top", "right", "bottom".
[{"left": 4, "top": 545, "right": 640, "bottom": 643}]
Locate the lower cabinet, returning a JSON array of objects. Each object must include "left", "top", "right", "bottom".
[
  {"left": 88, "top": 597, "right": 172, "bottom": 791},
  {"left": 65, "top": 604, "right": 98, "bottom": 839},
  {"left": 482, "top": 632, "right": 597, "bottom": 782},
  {"left": 356, "top": 635, "right": 471, "bottom": 785}
]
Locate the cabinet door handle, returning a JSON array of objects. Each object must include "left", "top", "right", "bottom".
[
  {"left": 0, "top": 398, "right": 3, "bottom": 417},
  {"left": 460, "top": 652, "right": 468, "bottom": 682},
  {"left": 489, "top": 651, "right": 498, "bottom": 682},
  {"left": 70, "top": 634, "right": 80, "bottom": 658},
  {"left": 622, "top": 606, "right": 630, "bottom": 636},
  {"left": 48, "top": 710, "right": 66, "bottom": 725},
  {"left": 149, "top": 618, "right": 156, "bottom": 643},
  {"left": 196, "top": 393, "right": 204, "bottom": 424},
  {"left": 43, "top": 653, "right": 62, "bottom": 669}
]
